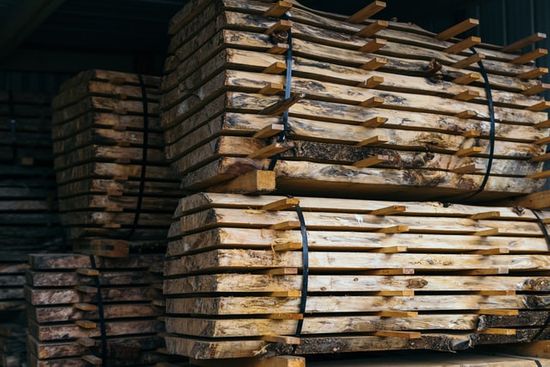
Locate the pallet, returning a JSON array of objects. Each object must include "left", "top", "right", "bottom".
[
  {"left": 159, "top": 0, "right": 550, "bottom": 202},
  {"left": 51, "top": 70, "right": 180, "bottom": 257}
]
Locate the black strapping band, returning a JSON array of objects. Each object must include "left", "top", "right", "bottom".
[
  {"left": 268, "top": 18, "right": 293, "bottom": 171},
  {"left": 126, "top": 74, "right": 150, "bottom": 239},
  {"left": 89, "top": 256, "right": 109, "bottom": 366},
  {"left": 294, "top": 203, "right": 309, "bottom": 338},
  {"left": 530, "top": 209, "right": 550, "bottom": 343},
  {"left": 438, "top": 47, "right": 496, "bottom": 204}
]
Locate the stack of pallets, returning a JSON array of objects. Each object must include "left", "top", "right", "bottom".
[
  {"left": 159, "top": 0, "right": 550, "bottom": 365},
  {"left": 160, "top": 0, "right": 550, "bottom": 201},
  {"left": 25, "top": 253, "right": 168, "bottom": 367},
  {"left": 51, "top": 70, "right": 181, "bottom": 257}
]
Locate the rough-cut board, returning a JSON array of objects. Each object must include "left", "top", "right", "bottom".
[
  {"left": 25, "top": 253, "right": 181, "bottom": 367},
  {"left": 163, "top": 193, "right": 550, "bottom": 360},
  {"left": 51, "top": 70, "right": 180, "bottom": 257},
  {"left": 159, "top": 0, "right": 550, "bottom": 201}
]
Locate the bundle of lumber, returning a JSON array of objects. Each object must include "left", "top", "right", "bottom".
[
  {"left": 0, "top": 91, "right": 64, "bottom": 311},
  {"left": 51, "top": 70, "right": 181, "bottom": 257},
  {"left": 164, "top": 193, "right": 550, "bottom": 360},
  {"left": 25, "top": 253, "right": 182, "bottom": 367},
  {"left": 160, "top": 0, "right": 550, "bottom": 201}
]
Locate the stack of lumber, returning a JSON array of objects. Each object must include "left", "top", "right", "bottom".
[
  {"left": 25, "top": 253, "right": 181, "bottom": 367},
  {"left": 51, "top": 70, "right": 181, "bottom": 257},
  {"left": 160, "top": 0, "right": 550, "bottom": 201},
  {"left": 164, "top": 193, "right": 550, "bottom": 360},
  {"left": 0, "top": 91, "right": 64, "bottom": 311}
]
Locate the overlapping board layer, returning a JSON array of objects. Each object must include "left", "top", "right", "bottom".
[
  {"left": 0, "top": 91, "right": 64, "bottom": 311},
  {"left": 51, "top": 70, "right": 181, "bottom": 257},
  {"left": 160, "top": 0, "right": 550, "bottom": 201},
  {"left": 25, "top": 253, "right": 179, "bottom": 367},
  {"left": 164, "top": 193, "right": 550, "bottom": 359}
]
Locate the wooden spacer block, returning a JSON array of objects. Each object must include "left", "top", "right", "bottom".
[
  {"left": 260, "top": 93, "right": 304, "bottom": 115},
  {"left": 452, "top": 53, "right": 485, "bottom": 69},
  {"left": 357, "top": 135, "right": 388, "bottom": 147},
  {"left": 362, "top": 116, "right": 388, "bottom": 128},
  {"left": 471, "top": 248, "right": 509, "bottom": 256},
  {"left": 460, "top": 268, "right": 509, "bottom": 275},
  {"left": 262, "top": 197, "right": 300, "bottom": 211},
  {"left": 364, "top": 268, "right": 415, "bottom": 275},
  {"left": 478, "top": 328, "right": 517, "bottom": 336},
  {"left": 452, "top": 163, "right": 483, "bottom": 174},
  {"left": 456, "top": 110, "right": 477, "bottom": 119},
  {"left": 264, "top": 1, "right": 292, "bottom": 18},
  {"left": 268, "top": 43, "right": 289, "bottom": 55},
  {"left": 453, "top": 72, "right": 481, "bottom": 85},
  {"left": 375, "top": 290, "right": 415, "bottom": 297},
  {"left": 359, "top": 38, "right": 387, "bottom": 53},
  {"left": 512, "top": 48, "right": 548, "bottom": 65},
  {"left": 503, "top": 32, "right": 547, "bottom": 52},
  {"left": 474, "top": 228, "right": 499, "bottom": 237},
  {"left": 454, "top": 90, "right": 480, "bottom": 101},
  {"left": 518, "top": 67, "right": 548, "bottom": 80},
  {"left": 265, "top": 20, "right": 292, "bottom": 35},
  {"left": 377, "top": 225, "right": 409, "bottom": 234},
  {"left": 248, "top": 142, "right": 291, "bottom": 159},
  {"left": 263, "top": 267, "right": 299, "bottom": 276},
  {"left": 73, "top": 303, "right": 98, "bottom": 312},
  {"left": 477, "top": 290, "right": 516, "bottom": 296},
  {"left": 264, "top": 61, "right": 287, "bottom": 74},
  {"left": 268, "top": 313, "right": 304, "bottom": 320},
  {"left": 210, "top": 170, "right": 276, "bottom": 194},
  {"left": 260, "top": 83, "right": 285, "bottom": 96},
  {"left": 270, "top": 220, "right": 301, "bottom": 230},
  {"left": 75, "top": 285, "right": 97, "bottom": 294},
  {"left": 353, "top": 155, "right": 386, "bottom": 168},
  {"left": 360, "top": 96, "right": 385, "bottom": 108},
  {"left": 370, "top": 246, "right": 408, "bottom": 253},
  {"left": 77, "top": 337, "right": 97, "bottom": 347},
  {"left": 444, "top": 36, "right": 481, "bottom": 54},
  {"left": 348, "top": 1, "right": 386, "bottom": 23},
  {"left": 357, "top": 20, "right": 389, "bottom": 38},
  {"left": 527, "top": 101, "right": 550, "bottom": 112},
  {"left": 358, "top": 75, "right": 384, "bottom": 88},
  {"left": 532, "top": 152, "right": 550, "bottom": 162},
  {"left": 262, "top": 335, "right": 301, "bottom": 345},
  {"left": 535, "top": 120, "right": 550, "bottom": 129},
  {"left": 377, "top": 311, "right": 418, "bottom": 318},
  {"left": 273, "top": 242, "right": 303, "bottom": 252},
  {"left": 523, "top": 83, "right": 550, "bottom": 96},
  {"left": 270, "top": 290, "right": 301, "bottom": 298},
  {"left": 361, "top": 57, "right": 388, "bottom": 70},
  {"left": 82, "top": 355, "right": 102, "bottom": 366},
  {"left": 527, "top": 170, "right": 550, "bottom": 180},
  {"left": 76, "top": 320, "right": 97, "bottom": 330},
  {"left": 371, "top": 205, "right": 406, "bottom": 216},
  {"left": 470, "top": 211, "right": 501, "bottom": 220},
  {"left": 463, "top": 130, "right": 481, "bottom": 138},
  {"left": 456, "top": 146, "right": 483, "bottom": 157},
  {"left": 375, "top": 330, "right": 422, "bottom": 339},
  {"left": 477, "top": 309, "right": 519, "bottom": 316},
  {"left": 76, "top": 268, "right": 100, "bottom": 277},
  {"left": 254, "top": 124, "right": 285, "bottom": 139},
  {"left": 436, "top": 18, "right": 479, "bottom": 41}
]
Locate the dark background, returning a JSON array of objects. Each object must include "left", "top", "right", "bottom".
[{"left": 0, "top": 0, "right": 548, "bottom": 93}]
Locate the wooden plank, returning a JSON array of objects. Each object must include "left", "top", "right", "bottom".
[
  {"left": 436, "top": 19, "right": 479, "bottom": 41},
  {"left": 347, "top": 1, "right": 386, "bottom": 23},
  {"left": 503, "top": 33, "right": 547, "bottom": 52}
]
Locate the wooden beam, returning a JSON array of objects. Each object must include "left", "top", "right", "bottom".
[
  {"left": 453, "top": 73, "right": 481, "bottom": 85},
  {"left": 477, "top": 309, "right": 519, "bottom": 316},
  {"left": 375, "top": 290, "right": 415, "bottom": 297},
  {"left": 347, "top": 1, "right": 386, "bottom": 23},
  {"left": 371, "top": 205, "right": 406, "bottom": 216},
  {"left": 210, "top": 170, "right": 276, "bottom": 194},
  {"left": 262, "top": 198, "right": 300, "bottom": 211},
  {"left": 444, "top": 36, "right": 481, "bottom": 54},
  {"left": 358, "top": 75, "right": 384, "bottom": 88},
  {"left": 535, "top": 120, "right": 550, "bottom": 129},
  {"left": 527, "top": 170, "right": 550, "bottom": 180},
  {"left": 361, "top": 57, "right": 388, "bottom": 70},
  {"left": 357, "top": 20, "right": 388, "bottom": 38},
  {"left": 260, "top": 94, "right": 304, "bottom": 115},
  {"left": 452, "top": 163, "right": 483, "bottom": 174},
  {"left": 513, "top": 191, "right": 550, "bottom": 209},
  {"left": 436, "top": 19, "right": 479, "bottom": 41},
  {"left": 503, "top": 32, "right": 547, "bottom": 52},
  {"left": 262, "top": 335, "right": 301, "bottom": 345},
  {"left": 254, "top": 124, "right": 284, "bottom": 139},
  {"left": 248, "top": 143, "right": 292, "bottom": 159},
  {"left": 376, "top": 310, "right": 418, "bottom": 318},
  {"left": 263, "top": 61, "right": 286, "bottom": 74},
  {"left": 527, "top": 101, "right": 550, "bottom": 112},
  {"left": 265, "top": 20, "right": 292, "bottom": 35},
  {"left": 518, "top": 67, "right": 548, "bottom": 79},
  {"left": 478, "top": 328, "right": 516, "bottom": 336},
  {"left": 268, "top": 44, "right": 289, "bottom": 55},
  {"left": 453, "top": 90, "right": 480, "bottom": 101},
  {"left": 353, "top": 155, "right": 386, "bottom": 168},
  {"left": 362, "top": 116, "right": 388, "bottom": 128},
  {"left": 512, "top": 48, "right": 548, "bottom": 65},
  {"left": 259, "top": 83, "right": 284, "bottom": 96},
  {"left": 377, "top": 225, "right": 409, "bottom": 234},
  {"left": 0, "top": 0, "right": 68, "bottom": 61},
  {"left": 470, "top": 211, "right": 501, "bottom": 220},
  {"left": 359, "top": 38, "right": 387, "bottom": 53},
  {"left": 264, "top": 1, "right": 292, "bottom": 18},
  {"left": 357, "top": 135, "right": 388, "bottom": 146},
  {"left": 456, "top": 147, "right": 483, "bottom": 157},
  {"left": 523, "top": 83, "right": 550, "bottom": 96},
  {"left": 532, "top": 152, "right": 550, "bottom": 162},
  {"left": 360, "top": 96, "right": 385, "bottom": 108},
  {"left": 451, "top": 53, "right": 485, "bottom": 69},
  {"left": 455, "top": 110, "right": 477, "bottom": 119}
]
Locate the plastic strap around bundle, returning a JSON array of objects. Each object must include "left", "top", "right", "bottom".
[
  {"left": 530, "top": 209, "right": 550, "bottom": 343},
  {"left": 126, "top": 74, "right": 150, "bottom": 239},
  {"left": 294, "top": 204, "right": 309, "bottom": 338},
  {"left": 89, "top": 256, "right": 108, "bottom": 366},
  {"left": 268, "top": 18, "right": 293, "bottom": 171}
]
